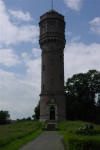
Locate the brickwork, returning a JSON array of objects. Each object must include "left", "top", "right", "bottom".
[{"left": 39, "top": 10, "right": 66, "bottom": 121}]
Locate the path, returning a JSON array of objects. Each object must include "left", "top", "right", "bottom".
[{"left": 19, "top": 131, "right": 65, "bottom": 150}]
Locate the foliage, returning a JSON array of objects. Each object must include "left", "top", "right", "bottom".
[
  {"left": 16, "top": 117, "right": 32, "bottom": 122},
  {"left": 66, "top": 136, "right": 100, "bottom": 150},
  {"left": 0, "top": 111, "right": 10, "bottom": 124},
  {"left": 65, "top": 70, "right": 100, "bottom": 123},
  {"left": 76, "top": 128, "right": 100, "bottom": 136},
  {"left": 58, "top": 121, "right": 100, "bottom": 150},
  {"left": 0, "top": 121, "right": 42, "bottom": 150},
  {"left": 32, "top": 102, "right": 40, "bottom": 120}
]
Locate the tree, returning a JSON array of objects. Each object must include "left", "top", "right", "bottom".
[
  {"left": 32, "top": 102, "right": 40, "bottom": 120},
  {"left": 65, "top": 70, "right": 100, "bottom": 122},
  {"left": 0, "top": 111, "right": 10, "bottom": 124}
]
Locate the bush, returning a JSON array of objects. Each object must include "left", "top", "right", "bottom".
[
  {"left": 32, "top": 102, "right": 40, "bottom": 120},
  {"left": 76, "top": 128, "right": 100, "bottom": 136},
  {"left": 58, "top": 121, "right": 100, "bottom": 150},
  {"left": 67, "top": 136, "right": 100, "bottom": 150},
  {"left": 0, "top": 111, "right": 10, "bottom": 124}
]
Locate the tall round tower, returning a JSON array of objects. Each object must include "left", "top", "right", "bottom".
[{"left": 39, "top": 9, "right": 66, "bottom": 121}]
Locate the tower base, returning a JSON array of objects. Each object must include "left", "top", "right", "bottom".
[{"left": 40, "top": 93, "right": 66, "bottom": 122}]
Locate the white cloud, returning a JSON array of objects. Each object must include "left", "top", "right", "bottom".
[
  {"left": 16, "top": 25, "right": 39, "bottom": 43},
  {"left": 64, "top": 0, "right": 82, "bottom": 11},
  {"left": 0, "top": 49, "right": 20, "bottom": 67},
  {"left": 0, "top": 0, "right": 39, "bottom": 46},
  {"left": 22, "top": 48, "right": 41, "bottom": 61},
  {"left": 0, "top": 51, "right": 41, "bottom": 119},
  {"left": 64, "top": 42, "right": 100, "bottom": 79},
  {"left": 32, "top": 48, "right": 41, "bottom": 58},
  {"left": 89, "top": 17, "right": 100, "bottom": 35},
  {"left": 70, "top": 36, "right": 80, "bottom": 43},
  {"left": 0, "top": 64, "right": 41, "bottom": 119},
  {"left": 9, "top": 10, "right": 32, "bottom": 21},
  {"left": 22, "top": 52, "right": 29, "bottom": 59},
  {"left": 24, "top": 58, "right": 41, "bottom": 88},
  {"left": 89, "top": 17, "right": 100, "bottom": 26},
  {"left": 0, "top": 69, "right": 34, "bottom": 119}
]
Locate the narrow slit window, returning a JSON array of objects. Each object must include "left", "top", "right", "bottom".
[{"left": 43, "top": 84, "right": 44, "bottom": 90}]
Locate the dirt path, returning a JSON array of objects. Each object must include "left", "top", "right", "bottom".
[{"left": 19, "top": 131, "right": 65, "bottom": 150}]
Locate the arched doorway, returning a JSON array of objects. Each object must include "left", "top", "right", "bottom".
[{"left": 50, "top": 106, "right": 55, "bottom": 120}]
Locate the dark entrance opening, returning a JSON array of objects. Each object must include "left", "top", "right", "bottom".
[{"left": 50, "top": 106, "right": 55, "bottom": 120}]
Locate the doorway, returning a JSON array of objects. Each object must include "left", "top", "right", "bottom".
[{"left": 50, "top": 106, "right": 55, "bottom": 120}]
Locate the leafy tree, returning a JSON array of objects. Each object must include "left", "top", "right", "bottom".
[
  {"left": 65, "top": 70, "right": 100, "bottom": 122},
  {"left": 0, "top": 110, "right": 10, "bottom": 124},
  {"left": 32, "top": 102, "right": 40, "bottom": 120}
]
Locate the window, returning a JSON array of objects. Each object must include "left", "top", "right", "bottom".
[
  {"left": 41, "top": 24, "right": 45, "bottom": 34},
  {"left": 49, "top": 21, "right": 55, "bottom": 32},
  {"left": 43, "top": 84, "right": 44, "bottom": 90}
]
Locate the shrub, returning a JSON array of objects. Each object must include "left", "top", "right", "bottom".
[
  {"left": 58, "top": 121, "right": 100, "bottom": 150},
  {"left": 0, "top": 111, "right": 10, "bottom": 124},
  {"left": 67, "top": 136, "right": 100, "bottom": 150}
]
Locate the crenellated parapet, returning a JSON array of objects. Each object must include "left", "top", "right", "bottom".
[{"left": 39, "top": 10, "right": 66, "bottom": 47}]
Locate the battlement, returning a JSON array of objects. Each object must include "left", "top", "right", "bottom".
[{"left": 40, "top": 10, "right": 64, "bottom": 22}]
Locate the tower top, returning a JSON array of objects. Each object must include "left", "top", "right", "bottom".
[{"left": 40, "top": 9, "right": 64, "bottom": 22}]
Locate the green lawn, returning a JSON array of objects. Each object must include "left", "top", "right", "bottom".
[
  {"left": 0, "top": 121, "right": 42, "bottom": 150},
  {"left": 1, "top": 120, "right": 100, "bottom": 150},
  {"left": 58, "top": 121, "right": 100, "bottom": 150}
]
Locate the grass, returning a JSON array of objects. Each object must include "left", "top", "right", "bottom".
[
  {"left": 1, "top": 120, "right": 100, "bottom": 150},
  {"left": 0, "top": 121, "right": 43, "bottom": 150},
  {"left": 58, "top": 121, "right": 100, "bottom": 150}
]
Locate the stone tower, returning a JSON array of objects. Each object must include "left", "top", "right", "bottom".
[{"left": 39, "top": 9, "right": 66, "bottom": 122}]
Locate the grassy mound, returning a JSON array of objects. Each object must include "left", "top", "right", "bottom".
[
  {"left": 58, "top": 121, "right": 100, "bottom": 150},
  {"left": 0, "top": 121, "right": 42, "bottom": 150}
]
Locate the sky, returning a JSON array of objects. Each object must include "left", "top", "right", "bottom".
[{"left": 0, "top": 0, "right": 100, "bottom": 119}]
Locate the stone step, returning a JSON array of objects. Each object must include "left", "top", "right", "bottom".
[{"left": 43, "top": 122, "right": 58, "bottom": 131}]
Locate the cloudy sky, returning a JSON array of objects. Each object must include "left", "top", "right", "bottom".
[{"left": 0, "top": 0, "right": 100, "bottom": 119}]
